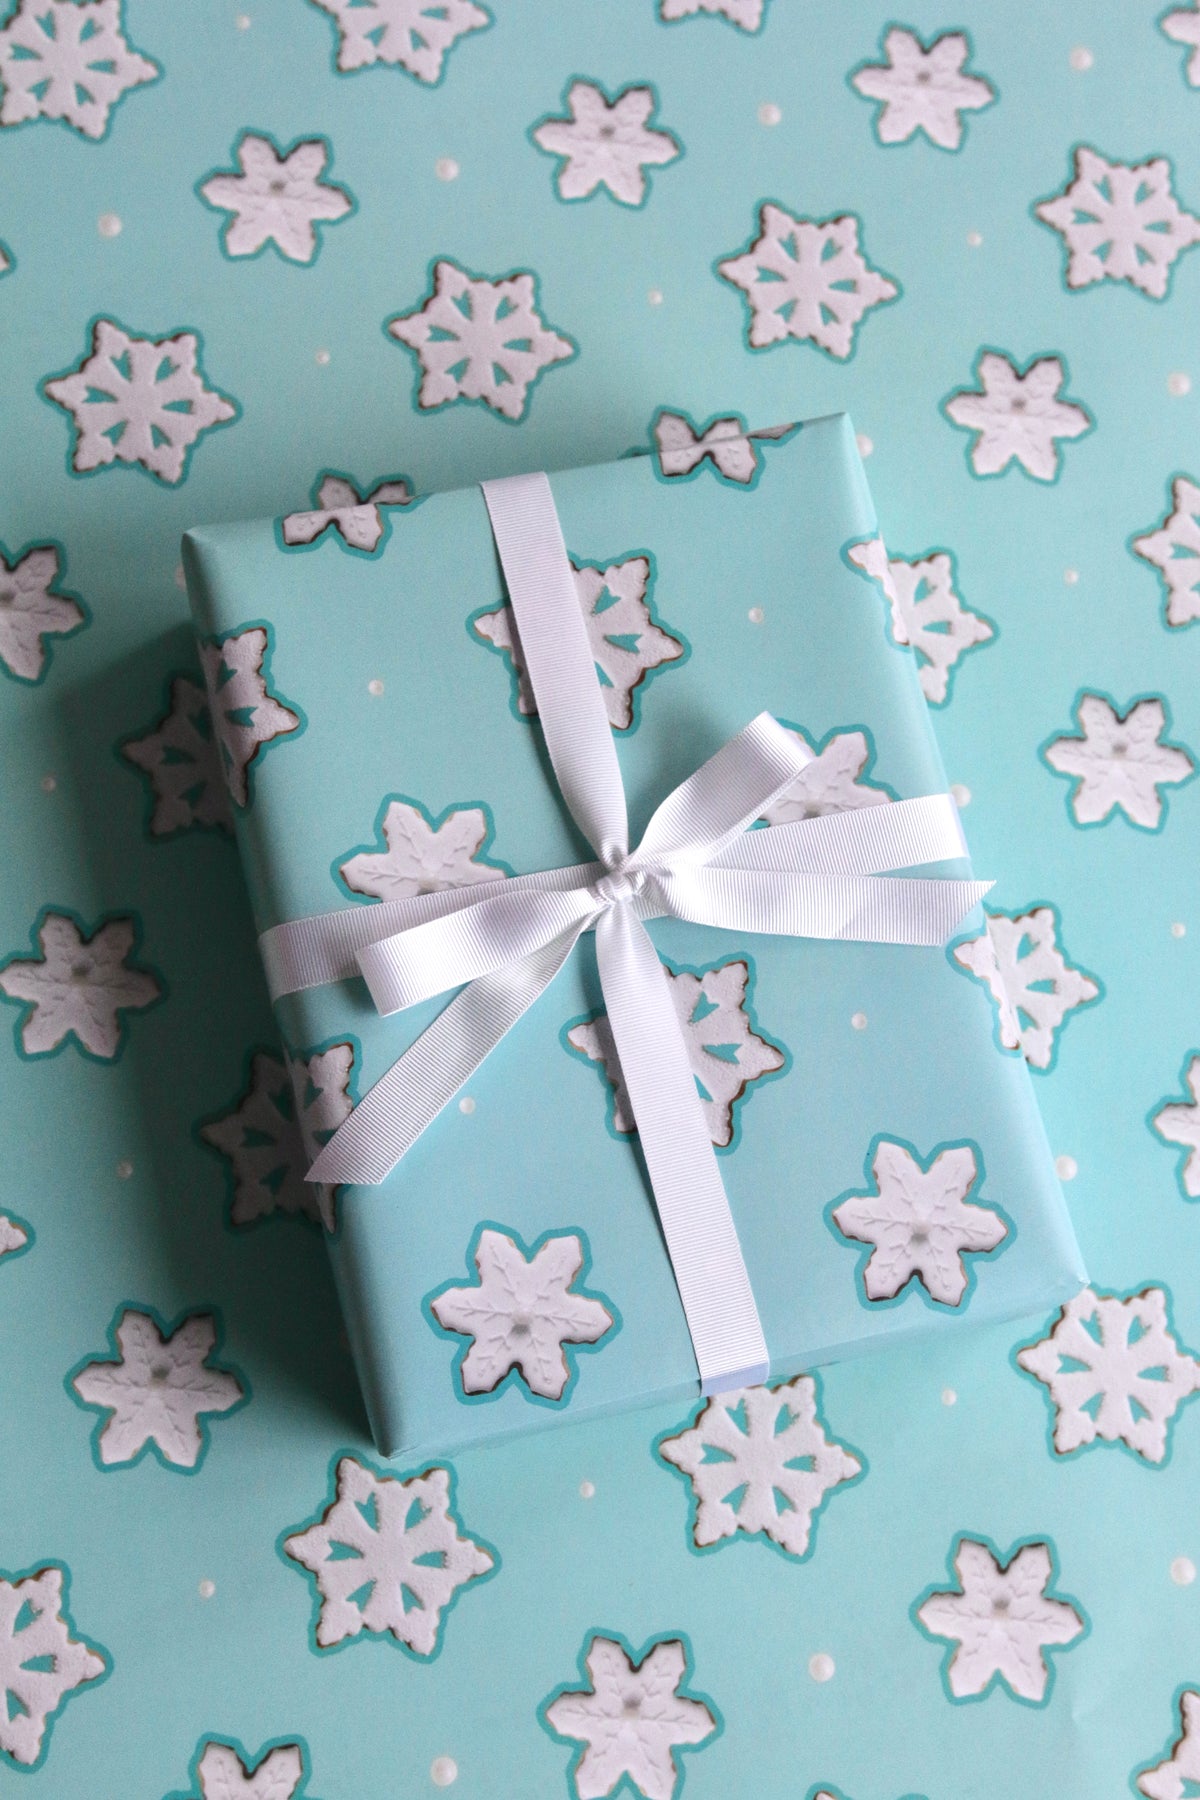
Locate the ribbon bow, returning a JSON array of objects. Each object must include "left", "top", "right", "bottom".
[{"left": 260, "top": 472, "right": 990, "bottom": 1395}]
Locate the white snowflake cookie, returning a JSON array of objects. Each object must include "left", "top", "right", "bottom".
[
  {"left": 759, "top": 723, "right": 892, "bottom": 824},
  {"left": 0, "top": 1208, "right": 31, "bottom": 1263},
  {"left": 829, "top": 1136, "right": 1008, "bottom": 1308},
  {"left": 846, "top": 537, "right": 994, "bottom": 705},
  {"left": 951, "top": 902, "right": 1100, "bottom": 1071},
  {"left": 914, "top": 1536, "right": 1085, "bottom": 1704},
  {"left": 282, "top": 1455, "right": 496, "bottom": 1656},
  {"left": 387, "top": 259, "right": 575, "bottom": 421},
  {"left": 280, "top": 470, "right": 416, "bottom": 555},
  {"left": 0, "top": 1564, "right": 107, "bottom": 1769},
  {"left": 0, "top": 908, "right": 162, "bottom": 1060},
  {"left": 656, "top": 1374, "right": 862, "bottom": 1559},
  {"left": 473, "top": 551, "right": 685, "bottom": 732},
  {"left": 169, "top": 1737, "right": 317, "bottom": 1800},
  {"left": 428, "top": 1225, "right": 616, "bottom": 1402},
  {"left": 120, "top": 673, "right": 232, "bottom": 836},
  {"left": 849, "top": 26, "right": 995, "bottom": 151},
  {"left": 0, "top": 0, "right": 158, "bottom": 139},
  {"left": 1151, "top": 1053, "right": 1200, "bottom": 1199},
  {"left": 1041, "top": 691, "right": 1195, "bottom": 830},
  {"left": 1035, "top": 146, "right": 1200, "bottom": 300},
  {"left": 566, "top": 957, "right": 786, "bottom": 1148},
  {"left": 1132, "top": 475, "right": 1200, "bottom": 629},
  {"left": 650, "top": 408, "right": 798, "bottom": 487},
  {"left": 338, "top": 795, "right": 509, "bottom": 901},
  {"left": 1016, "top": 1286, "right": 1200, "bottom": 1465},
  {"left": 0, "top": 540, "right": 87, "bottom": 684},
  {"left": 541, "top": 1632, "right": 719, "bottom": 1800},
  {"left": 658, "top": 0, "right": 768, "bottom": 29},
  {"left": 531, "top": 79, "right": 681, "bottom": 207},
  {"left": 1162, "top": 2, "right": 1200, "bottom": 85},
  {"left": 1136, "top": 1690, "right": 1200, "bottom": 1798},
  {"left": 197, "top": 625, "right": 302, "bottom": 808},
  {"left": 43, "top": 318, "right": 238, "bottom": 485},
  {"left": 69, "top": 1306, "right": 246, "bottom": 1469},
  {"left": 717, "top": 203, "right": 898, "bottom": 359},
  {"left": 308, "top": 0, "right": 490, "bottom": 83},
  {"left": 943, "top": 349, "right": 1092, "bottom": 483},
  {"left": 198, "top": 131, "right": 354, "bottom": 264}
]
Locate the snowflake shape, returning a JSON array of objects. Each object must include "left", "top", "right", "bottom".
[
  {"left": 650, "top": 409, "right": 797, "bottom": 487},
  {"left": 943, "top": 350, "right": 1092, "bottom": 482},
  {"left": 169, "top": 1737, "right": 312, "bottom": 1800},
  {"left": 1016, "top": 1286, "right": 1200, "bottom": 1465},
  {"left": 0, "top": 1209, "right": 30, "bottom": 1262},
  {"left": 282, "top": 1456, "right": 496, "bottom": 1656},
  {"left": 1041, "top": 691, "right": 1195, "bottom": 830},
  {"left": 43, "top": 318, "right": 237, "bottom": 485},
  {"left": 120, "top": 674, "right": 232, "bottom": 836},
  {"left": 309, "top": 0, "right": 490, "bottom": 82},
  {"left": 717, "top": 204, "right": 898, "bottom": 359},
  {"left": 338, "top": 796, "right": 509, "bottom": 901},
  {"left": 280, "top": 470, "right": 415, "bottom": 555},
  {"left": 542, "top": 1633, "right": 718, "bottom": 1800},
  {"left": 759, "top": 724, "right": 891, "bottom": 824},
  {"left": 428, "top": 1226, "right": 615, "bottom": 1401},
  {"left": 829, "top": 1137, "right": 1008, "bottom": 1308},
  {"left": 0, "top": 909, "right": 161, "bottom": 1060},
  {"left": 201, "top": 1041, "right": 355, "bottom": 1232},
  {"left": 1162, "top": 2, "right": 1200, "bottom": 85},
  {"left": 566, "top": 958, "right": 785, "bottom": 1148},
  {"left": 197, "top": 626, "right": 301, "bottom": 809},
  {"left": 1035, "top": 147, "right": 1200, "bottom": 300},
  {"left": 0, "top": 1564, "right": 107, "bottom": 1770},
  {"left": 387, "top": 259, "right": 575, "bottom": 421},
  {"left": 656, "top": 1374, "right": 862, "bottom": 1559},
  {"left": 473, "top": 552, "right": 685, "bottom": 731},
  {"left": 1151, "top": 1053, "right": 1200, "bottom": 1199},
  {"left": 658, "top": 0, "right": 767, "bottom": 30},
  {"left": 951, "top": 904, "right": 1100, "bottom": 1071},
  {"left": 1132, "top": 475, "right": 1200, "bottom": 629},
  {"left": 849, "top": 26, "right": 995, "bottom": 151},
  {"left": 846, "top": 537, "right": 994, "bottom": 705},
  {"left": 198, "top": 132, "right": 353, "bottom": 264},
  {"left": 531, "top": 79, "right": 680, "bottom": 207},
  {"left": 914, "top": 1536, "right": 1085, "bottom": 1704},
  {"left": 1136, "top": 1689, "right": 1200, "bottom": 1799},
  {"left": 0, "top": 238, "right": 11, "bottom": 275},
  {"left": 69, "top": 1307, "right": 245, "bottom": 1469},
  {"left": 0, "top": 540, "right": 86, "bottom": 684},
  {"left": 0, "top": 0, "right": 158, "bottom": 139}
]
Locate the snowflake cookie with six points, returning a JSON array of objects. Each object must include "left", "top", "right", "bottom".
[
  {"left": 0, "top": 541, "right": 87, "bottom": 684},
  {"left": 43, "top": 318, "right": 238, "bottom": 485},
  {"left": 428, "top": 1226, "right": 616, "bottom": 1402},
  {"left": 566, "top": 957, "right": 786, "bottom": 1148},
  {"left": 0, "top": 1564, "right": 108, "bottom": 1770},
  {"left": 759, "top": 723, "right": 892, "bottom": 824},
  {"left": 198, "top": 132, "right": 354, "bottom": 264},
  {"left": 0, "top": 0, "right": 159, "bottom": 139},
  {"left": 1135, "top": 1689, "right": 1200, "bottom": 1798},
  {"left": 542, "top": 1632, "right": 719, "bottom": 1800},
  {"left": 531, "top": 79, "right": 681, "bottom": 207},
  {"left": 943, "top": 349, "right": 1092, "bottom": 482},
  {"left": 280, "top": 470, "right": 416, "bottom": 555},
  {"left": 308, "top": 0, "right": 490, "bottom": 83},
  {"left": 1035, "top": 146, "right": 1200, "bottom": 300},
  {"left": 473, "top": 551, "right": 685, "bottom": 731},
  {"left": 656, "top": 1374, "right": 863, "bottom": 1559},
  {"left": 1016, "top": 1286, "right": 1200, "bottom": 1464},
  {"left": 282, "top": 1455, "right": 496, "bottom": 1656},
  {"left": 69, "top": 1307, "right": 246, "bottom": 1469},
  {"left": 1161, "top": 2, "right": 1200, "bottom": 85},
  {"left": 913, "top": 1536, "right": 1086, "bottom": 1704},
  {"left": 338, "top": 796, "right": 509, "bottom": 901},
  {"left": 168, "top": 1737, "right": 316, "bottom": 1800},
  {"left": 650, "top": 408, "right": 798, "bottom": 487},
  {"left": 1151, "top": 1053, "right": 1200, "bottom": 1199},
  {"left": 829, "top": 1136, "right": 1009, "bottom": 1308},
  {"left": 197, "top": 625, "right": 302, "bottom": 809},
  {"left": 717, "top": 204, "right": 899, "bottom": 359},
  {"left": 387, "top": 259, "right": 575, "bottom": 421},
  {"left": 659, "top": 0, "right": 768, "bottom": 29},
  {"left": 846, "top": 537, "right": 995, "bottom": 705},
  {"left": 1132, "top": 475, "right": 1200, "bottom": 629},
  {"left": 1041, "top": 691, "right": 1195, "bottom": 830},
  {"left": 0, "top": 909, "right": 162, "bottom": 1059},
  {"left": 951, "top": 903, "right": 1101, "bottom": 1071},
  {"left": 849, "top": 26, "right": 996, "bottom": 151},
  {"left": 120, "top": 674, "right": 232, "bottom": 836}
]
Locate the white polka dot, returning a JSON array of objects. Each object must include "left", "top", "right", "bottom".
[
  {"left": 1063, "top": 567, "right": 1079, "bottom": 586},
  {"left": 808, "top": 1653, "right": 835, "bottom": 1683},
  {"left": 851, "top": 1012, "right": 867, "bottom": 1031},
  {"left": 435, "top": 157, "right": 460, "bottom": 182},
  {"left": 1171, "top": 1557, "right": 1196, "bottom": 1587},
  {"left": 1168, "top": 371, "right": 1192, "bottom": 397},
  {"left": 1171, "top": 921, "right": 1187, "bottom": 939},
  {"left": 458, "top": 1096, "right": 475, "bottom": 1115},
  {"left": 1055, "top": 1155, "right": 1078, "bottom": 1182},
  {"left": 647, "top": 288, "right": 664, "bottom": 307},
  {"left": 314, "top": 348, "right": 331, "bottom": 366},
  {"left": 97, "top": 212, "right": 122, "bottom": 239},
  {"left": 747, "top": 606, "right": 764, "bottom": 624},
  {"left": 856, "top": 433, "right": 874, "bottom": 458},
  {"left": 1069, "top": 45, "right": 1093, "bottom": 70},
  {"left": 40, "top": 774, "right": 57, "bottom": 793},
  {"left": 430, "top": 1756, "right": 458, "bottom": 1788},
  {"left": 198, "top": 1578, "right": 216, "bottom": 1599},
  {"left": 367, "top": 678, "right": 384, "bottom": 696},
  {"left": 941, "top": 1387, "right": 957, "bottom": 1407},
  {"left": 950, "top": 782, "right": 971, "bottom": 809},
  {"left": 757, "top": 101, "right": 782, "bottom": 126},
  {"left": 115, "top": 1159, "right": 134, "bottom": 1179},
  {"left": 235, "top": 12, "right": 251, "bottom": 27},
  {"left": 966, "top": 230, "right": 983, "bottom": 248},
  {"left": 174, "top": 563, "right": 187, "bottom": 590},
  {"left": 579, "top": 1479, "right": 595, "bottom": 1499}
]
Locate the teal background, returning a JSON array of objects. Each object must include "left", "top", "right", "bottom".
[{"left": 1, "top": 2, "right": 1198, "bottom": 1797}]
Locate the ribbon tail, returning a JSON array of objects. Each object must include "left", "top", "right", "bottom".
[
  {"left": 594, "top": 905, "right": 769, "bottom": 1396},
  {"left": 307, "top": 926, "right": 586, "bottom": 1187}
]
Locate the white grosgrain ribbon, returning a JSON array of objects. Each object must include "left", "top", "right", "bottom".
[{"left": 259, "top": 471, "right": 991, "bottom": 1395}]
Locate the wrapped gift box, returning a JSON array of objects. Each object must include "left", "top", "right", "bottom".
[{"left": 183, "top": 413, "right": 1085, "bottom": 1459}]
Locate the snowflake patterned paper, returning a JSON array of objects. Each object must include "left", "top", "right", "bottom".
[
  {"left": 1040, "top": 691, "right": 1195, "bottom": 830},
  {"left": 68, "top": 1306, "right": 246, "bottom": 1470},
  {"left": 1132, "top": 475, "right": 1200, "bottom": 629},
  {"left": 531, "top": 79, "right": 681, "bottom": 208},
  {"left": 846, "top": 537, "right": 995, "bottom": 705},
  {"left": 1136, "top": 1689, "right": 1200, "bottom": 1799},
  {"left": 542, "top": 1632, "right": 719, "bottom": 1800},
  {"left": 1035, "top": 147, "right": 1200, "bottom": 300},
  {"left": 0, "top": 1565, "right": 107, "bottom": 1771},
  {"left": 0, "top": 0, "right": 158, "bottom": 139},
  {"left": 308, "top": 0, "right": 490, "bottom": 84},
  {"left": 200, "top": 1042, "right": 356, "bottom": 1231},
  {"left": 280, "top": 471, "right": 415, "bottom": 555},
  {"left": 913, "top": 1536, "right": 1086, "bottom": 1705},
  {"left": 849, "top": 26, "right": 995, "bottom": 151},
  {"left": 197, "top": 625, "right": 302, "bottom": 809},
  {"left": 338, "top": 795, "right": 509, "bottom": 901},
  {"left": 120, "top": 674, "right": 232, "bottom": 836},
  {"left": 167, "top": 1737, "right": 314, "bottom": 1800},
  {"left": 759, "top": 724, "right": 892, "bottom": 824},
  {"left": 717, "top": 204, "right": 898, "bottom": 359},
  {"left": 650, "top": 408, "right": 797, "bottom": 486},
  {"left": 1151, "top": 1053, "right": 1200, "bottom": 1199},
  {"left": 658, "top": 0, "right": 766, "bottom": 29},
  {"left": 0, "top": 541, "right": 86, "bottom": 685},
  {"left": 943, "top": 349, "right": 1092, "bottom": 482},
  {"left": 198, "top": 132, "right": 354, "bottom": 265},
  {"left": 951, "top": 903, "right": 1101, "bottom": 1071},
  {"left": 0, "top": 1209, "right": 30, "bottom": 1262},
  {"left": 0, "top": 908, "right": 162, "bottom": 1060},
  {"left": 1161, "top": 2, "right": 1200, "bottom": 85}
]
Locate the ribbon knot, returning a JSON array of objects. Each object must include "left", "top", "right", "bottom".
[{"left": 591, "top": 866, "right": 646, "bottom": 908}]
